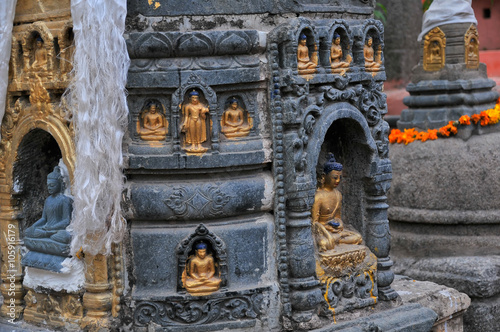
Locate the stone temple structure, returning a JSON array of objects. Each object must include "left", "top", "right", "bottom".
[
  {"left": 390, "top": 1, "right": 500, "bottom": 331},
  {"left": 0, "top": 0, "right": 470, "bottom": 331}
]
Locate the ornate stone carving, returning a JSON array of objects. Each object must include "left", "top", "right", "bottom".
[
  {"left": 134, "top": 292, "right": 264, "bottom": 327},
  {"left": 319, "top": 271, "right": 377, "bottom": 315},
  {"left": 164, "top": 186, "right": 231, "bottom": 218},
  {"left": 465, "top": 24, "right": 479, "bottom": 69},
  {"left": 423, "top": 27, "right": 446, "bottom": 71},
  {"left": 29, "top": 73, "right": 51, "bottom": 118}
]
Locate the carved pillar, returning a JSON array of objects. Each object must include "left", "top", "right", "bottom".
[
  {"left": 365, "top": 159, "right": 397, "bottom": 300},
  {"left": 286, "top": 189, "right": 322, "bottom": 322},
  {"left": 81, "top": 252, "right": 113, "bottom": 330},
  {"left": 0, "top": 178, "right": 24, "bottom": 318}
]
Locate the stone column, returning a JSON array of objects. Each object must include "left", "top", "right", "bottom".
[
  {"left": 81, "top": 252, "right": 113, "bottom": 330},
  {"left": 365, "top": 159, "right": 397, "bottom": 301},
  {"left": 286, "top": 188, "right": 323, "bottom": 323}
]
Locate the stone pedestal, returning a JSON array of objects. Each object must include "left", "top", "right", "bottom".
[
  {"left": 389, "top": 129, "right": 500, "bottom": 331},
  {"left": 392, "top": 276, "right": 470, "bottom": 332}
]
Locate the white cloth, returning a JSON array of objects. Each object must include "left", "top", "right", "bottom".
[
  {"left": 0, "top": 0, "right": 17, "bottom": 140},
  {"left": 418, "top": 0, "right": 477, "bottom": 41},
  {"left": 68, "top": 0, "right": 129, "bottom": 255}
]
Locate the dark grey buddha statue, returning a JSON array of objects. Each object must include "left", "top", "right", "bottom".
[{"left": 22, "top": 166, "right": 73, "bottom": 272}]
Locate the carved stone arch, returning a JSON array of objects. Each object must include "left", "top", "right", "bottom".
[
  {"left": 23, "top": 22, "right": 55, "bottom": 74},
  {"left": 8, "top": 114, "right": 75, "bottom": 190},
  {"left": 175, "top": 224, "right": 228, "bottom": 293},
  {"left": 171, "top": 74, "right": 218, "bottom": 153},
  {"left": 324, "top": 20, "right": 353, "bottom": 68},
  {"left": 305, "top": 102, "right": 377, "bottom": 211}
]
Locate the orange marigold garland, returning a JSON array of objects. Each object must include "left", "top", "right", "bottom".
[{"left": 390, "top": 98, "right": 500, "bottom": 144}]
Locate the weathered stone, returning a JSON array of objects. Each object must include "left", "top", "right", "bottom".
[
  {"left": 464, "top": 295, "right": 500, "bottom": 332},
  {"left": 392, "top": 275, "right": 470, "bottom": 332}
]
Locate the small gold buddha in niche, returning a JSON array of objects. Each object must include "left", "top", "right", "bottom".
[
  {"left": 311, "top": 154, "right": 362, "bottom": 252},
  {"left": 466, "top": 37, "right": 479, "bottom": 69},
  {"left": 181, "top": 90, "right": 210, "bottom": 153},
  {"left": 182, "top": 242, "right": 221, "bottom": 296},
  {"left": 31, "top": 37, "right": 47, "bottom": 71},
  {"left": 423, "top": 27, "right": 446, "bottom": 71},
  {"left": 221, "top": 97, "right": 252, "bottom": 138},
  {"left": 330, "top": 33, "right": 352, "bottom": 76},
  {"left": 364, "top": 37, "right": 382, "bottom": 75},
  {"left": 297, "top": 34, "right": 318, "bottom": 80},
  {"left": 137, "top": 102, "right": 168, "bottom": 141}
]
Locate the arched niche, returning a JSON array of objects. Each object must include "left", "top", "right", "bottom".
[
  {"left": 323, "top": 20, "right": 353, "bottom": 70},
  {"left": 12, "top": 129, "right": 62, "bottom": 233},
  {"left": 306, "top": 102, "right": 377, "bottom": 237}
]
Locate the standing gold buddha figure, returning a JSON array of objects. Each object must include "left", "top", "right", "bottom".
[{"left": 181, "top": 90, "right": 209, "bottom": 153}]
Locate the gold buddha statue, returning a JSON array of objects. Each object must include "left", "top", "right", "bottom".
[
  {"left": 181, "top": 90, "right": 209, "bottom": 152},
  {"left": 221, "top": 98, "right": 252, "bottom": 138},
  {"left": 297, "top": 34, "right": 318, "bottom": 79},
  {"left": 330, "top": 33, "right": 352, "bottom": 76},
  {"left": 137, "top": 102, "right": 168, "bottom": 141},
  {"left": 182, "top": 243, "right": 221, "bottom": 296},
  {"left": 364, "top": 37, "right": 382, "bottom": 75},
  {"left": 311, "top": 155, "right": 362, "bottom": 252},
  {"left": 31, "top": 37, "right": 47, "bottom": 72}
]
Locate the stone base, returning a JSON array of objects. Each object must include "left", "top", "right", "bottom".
[
  {"left": 393, "top": 256, "right": 500, "bottom": 332},
  {"left": 23, "top": 288, "right": 83, "bottom": 330},
  {"left": 311, "top": 303, "right": 437, "bottom": 332},
  {"left": 464, "top": 295, "right": 500, "bottom": 332},
  {"left": 392, "top": 275, "right": 470, "bottom": 332}
]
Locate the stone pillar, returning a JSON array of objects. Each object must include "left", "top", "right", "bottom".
[
  {"left": 365, "top": 159, "right": 397, "bottom": 301},
  {"left": 0, "top": 177, "right": 24, "bottom": 319},
  {"left": 285, "top": 190, "right": 323, "bottom": 327},
  {"left": 81, "top": 252, "right": 113, "bottom": 330}
]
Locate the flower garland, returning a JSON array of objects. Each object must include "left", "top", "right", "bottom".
[{"left": 389, "top": 98, "right": 500, "bottom": 145}]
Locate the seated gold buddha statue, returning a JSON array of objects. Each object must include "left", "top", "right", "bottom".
[
  {"left": 311, "top": 155, "right": 362, "bottom": 252},
  {"left": 364, "top": 37, "right": 382, "bottom": 74},
  {"left": 31, "top": 37, "right": 47, "bottom": 72},
  {"left": 330, "top": 33, "right": 352, "bottom": 76},
  {"left": 221, "top": 98, "right": 252, "bottom": 138},
  {"left": 182, "top": 242, "right": 221, "bottom": 295},
  {"left": 297, "top": 34, "right": 318, "bottom": 79},
  {"left": 137, "top": 102, "right": 168, "bottom": 141}
]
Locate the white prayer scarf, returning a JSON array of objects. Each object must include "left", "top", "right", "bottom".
[
  {"left": 418, "top": 0, "right": 477, "bottom": 41},
  {"left": 68, "top": 0, "right": 129, "bottom": 255},
  {"left": 0, "top": 0, "right": 17, "bottom": 140}
]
